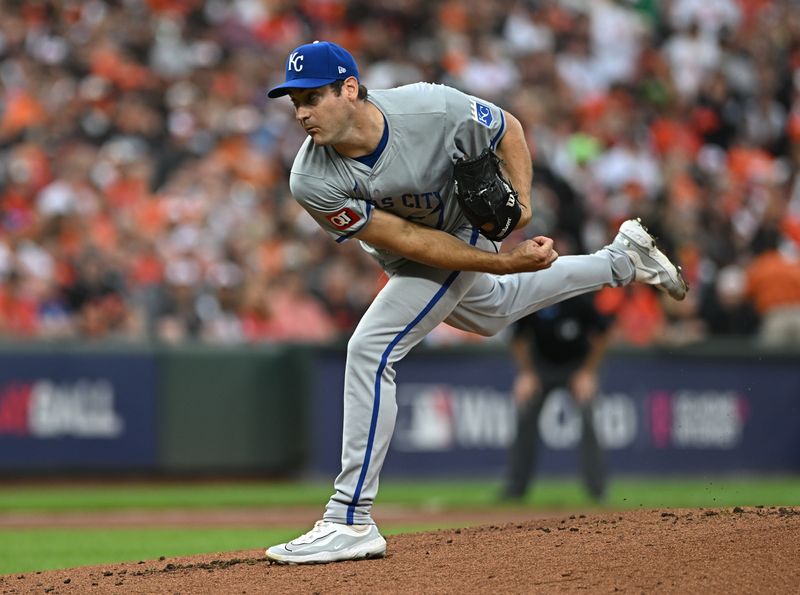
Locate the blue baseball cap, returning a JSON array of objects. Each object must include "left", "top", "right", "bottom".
[{"left": 267, "top": 41, "right": 359, "bottom": 98}]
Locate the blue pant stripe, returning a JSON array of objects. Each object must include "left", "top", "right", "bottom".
[
  {"left": 346, "top": 270, "right": 458, "bottom": 524},
  {"left": 346, "top": 228, "right": 480, "bottom": 524}
]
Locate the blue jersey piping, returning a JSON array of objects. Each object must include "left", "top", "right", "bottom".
[
  {"left": 335, "top": 200, "right": 374, "bottom": 243},
  {"left": 490, "top": 110, "right": 506, "bottom": 150}
]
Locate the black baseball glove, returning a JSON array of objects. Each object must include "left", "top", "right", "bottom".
[{"left": 453, "top": 148, "right": 522, "bottom": 241}]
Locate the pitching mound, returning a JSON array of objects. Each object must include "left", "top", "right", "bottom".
[{"left": 4, "top": 507, "right": 798, "bottom": 594}]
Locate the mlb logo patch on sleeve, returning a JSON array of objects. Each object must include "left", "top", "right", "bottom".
[
  {"left": 470, "top": 100, "right": 494, "bottom": 128},
  {"left": 326, "top": 207, "right": 361, "bottom": 230}
]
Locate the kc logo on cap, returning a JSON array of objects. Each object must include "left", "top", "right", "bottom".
[
  {"left": 268, "top": 41, "right": 360, "bottom": 98},
  {"left": 288, "top": 52, "right": 304, "bottom": 72}
]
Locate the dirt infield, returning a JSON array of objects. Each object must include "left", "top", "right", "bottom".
[{"left": 2, "top": 506, "right": 799, "bottom": 594}]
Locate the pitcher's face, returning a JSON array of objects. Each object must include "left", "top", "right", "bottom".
[{"left": 289, "top": 82, "right": 355, "bottom": 146}]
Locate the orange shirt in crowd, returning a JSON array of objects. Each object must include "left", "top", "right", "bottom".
[
  {"left": 596, "top": 285, "right": 665, "bottom": 346},
  {"left": 745, "top": 251, "right": 800, "bottom": 314},
  {"left": 0, "top": 288, "right": 38, "bottom": 337},
  {"left": 262, "top": 289, "right": 337, "bottom": 343}
]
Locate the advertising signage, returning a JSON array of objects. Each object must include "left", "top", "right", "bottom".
[
  {"left": 312, "top": 351, "right": 800, "bottom": 476},
  {"left": 0, "top": 351, "right": 158, "bottom": 469}
]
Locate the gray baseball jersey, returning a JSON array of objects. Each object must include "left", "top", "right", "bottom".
[
  {"left": 290, "top": 82, "right": 507, "bottom": 270},
  {"left": 285, "top": 83, "right": 636, "bottom": 526}
]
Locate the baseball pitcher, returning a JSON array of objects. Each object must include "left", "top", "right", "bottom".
[{"left": 264, "top": 41, "right": 687, "bottom": 564}]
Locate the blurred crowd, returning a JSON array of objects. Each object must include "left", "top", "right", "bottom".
[{"left": 1, "top": 0, "right": 799, "bottom": 347}]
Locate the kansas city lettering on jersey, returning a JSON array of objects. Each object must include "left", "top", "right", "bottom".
[
  {"left": 373, "top": 190, "right": 445, "bottom": 227},
  {"left": 322, "top": 188, "right": 446, "bottom": 236},
  {"left": 377, "top": 191, "right": 443, "bottom": 210}
]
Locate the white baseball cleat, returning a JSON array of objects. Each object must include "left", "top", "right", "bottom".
[
  {"left": 612, "top": 218, "right": 688, "bottom": 301},
  {"left": 265, "top": 520, "right": 387, "bottom": 564}
]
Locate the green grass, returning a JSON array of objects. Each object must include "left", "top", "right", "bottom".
[
  {"left": 1, "top": 477, "right": 799, "bottom": 513},
  {"left": 2, "top": 528, "right": 288, "bottom": 575},
  {"left": 1, "top": 476, "right": 799, "bottom": 575},
  {"left": 1, "top": 524, "right": 446, "bottom": 576}
]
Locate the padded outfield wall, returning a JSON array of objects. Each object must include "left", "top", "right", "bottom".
[
  {"left": 0, "top": 344, "right": 311, "bottom": 475},
  {"left": 0, "top": 341, "right": 798, "bottom": 476}
]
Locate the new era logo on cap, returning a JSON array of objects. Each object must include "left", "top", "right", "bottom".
[{"left": 268, "top": 41, "right": 360, "bottom": 98}]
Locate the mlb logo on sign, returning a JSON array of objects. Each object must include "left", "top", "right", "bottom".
[{"left": 470, "top": 100, "right": 493, "bottom": 128}]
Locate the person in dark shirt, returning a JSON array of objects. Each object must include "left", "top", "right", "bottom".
[
  {"left": 501, "top": 292, "right": 613, "bottom": 502},
  {"left": 698, "top": 264, "right": 759, "bottom": 337}
]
